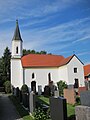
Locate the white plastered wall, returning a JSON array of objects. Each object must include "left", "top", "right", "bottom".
[
  {"left": 24, "top": 67, "right": 59, "bottom": 91},
  {"left": 67, "top": 56, "right": 85, "bottom": 87},
  {"left": 11, "top": 58, "right": 23, "bottom": 89},
  {"left": 58, "top": 65, "right": 68, "bottom": 84}
]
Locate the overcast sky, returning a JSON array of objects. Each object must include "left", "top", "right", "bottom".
[{"left": 0, "top": 0, "right": 90, "bottom": 64}]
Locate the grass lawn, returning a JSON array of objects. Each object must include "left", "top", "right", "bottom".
[
  {"left": 9, "top": 95, "right": 34, "bottom": 120},
  {"left": 37, "top": 96, "right": 49, "bottom": 105},
  {"left": 37, "top": 96, "right": 75, "bottom": 118},
  {"left": 9, "top": 95, "right": 75, "bottom": 120}
]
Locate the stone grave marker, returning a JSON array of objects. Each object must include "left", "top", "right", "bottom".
[
  {"left": 13, "top": 88, "right": 17, "bottom": 96},
  {"left": 80, "top": 90, "right": 90, "bottom": 106},
  {"left": 75, "top": 105, "right": 90, "bottom": 120},
  {"left": 68, "top": 84, "right": 74, "bottom": 89},
  {"left": 64, "top": 88, "right": 76, "bottom": 105},
  {"left": 50, "top": 96, "right": 67, "bottom": 120},
  {"left": 54, "top": 90, "right": 59, "bottom": 97},
  {"left": 29, "top": 91, "right": 36, "bottom": 113},
  {"left": 38, "top": 85, "right": 42, "bottom": 95}
]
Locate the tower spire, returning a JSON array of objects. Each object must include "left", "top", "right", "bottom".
[{"left": 12, "top": 20, "right": 22, "bottom": 41}]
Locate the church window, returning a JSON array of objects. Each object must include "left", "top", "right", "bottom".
[
  {"left": 32, "top": 73, "right": 35, "bottom": 79},
  {"left": 16, "top": 46, "right": 18, "bottom": 54},
  {"left": 74, "top": 68, "right": 77, "bottom": 73},
  {"left": 48, "top": 73, "right": 51, "bottom": 82}
]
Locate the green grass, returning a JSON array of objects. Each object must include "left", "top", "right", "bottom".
[
  {"left": 9, "top": 95, "right": 75, "bottom": 120},
  {"left": 37, "top": 96, "right": 49, "bottom": 105},
  {"left": 67, "top": 104, "right": 75, "bottom": 117},
  {"left": 37, "top": 96, "right": 75, "bottom": 118},
  {"left": 9, "top": 95, "right": 34, "bottom": 120}
]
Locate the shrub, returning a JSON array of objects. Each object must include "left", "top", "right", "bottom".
[
  {"left": 21, "top": 84, "right": 29, "bottom": 93},
  {"left": 76, "top": 96, "right": 80, "bottom": 105},
  {"left": 33, "top": 108, "right": 49, "bottom": 120},
  {"left": 57, "top": 80, "right": 67, "bottom": 96},
  {"left": 4, "top": 81, "right": 11, "bottom": 93}
]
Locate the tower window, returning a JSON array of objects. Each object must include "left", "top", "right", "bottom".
[
  {"left": 32, "top": 73, "right": 35, "bottom": 79},
  {"left": 16, "top": 47, "right": 18, "bottom": 54},
  {"left": 74, "top": 68, "right": 77, "bottom": 73}
]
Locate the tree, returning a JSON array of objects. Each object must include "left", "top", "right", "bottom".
[
  {"left": 57, "top": 80, "right": 67, "bottom": 96},
  {"left": 2, "top": 47, "right": 11, "bottom": 82},
  {"left": 0, "top": 58, "right": 3, "bottom": 86},
  {"left": 23, "top": 49, "right": 48, "bottom": 56}
]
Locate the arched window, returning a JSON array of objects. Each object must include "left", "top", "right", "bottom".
[
  {"left": 16, "top": 46, "right": 18, "bottom": 54},
  {"left": 32, "top": 73, "right": 35, "bottom": 79},
  {"left": 48, "top": 73, "right": 51, "bottom": 82}
]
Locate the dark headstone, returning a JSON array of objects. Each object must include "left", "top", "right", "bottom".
[
  {"left": 19, "top": 90, "right": 22, "bottom": 103},
  {"left": 22, "top": 93, "right": 29, "bottom": 108},
  {"left": 50, "top": 96, "right": 67, "bottom": 120},
  {"left": 16, "top": 87, "right": 19, "bottom": 97},
  {"left": 44, "top": 86, "right": 51, "bottom": 97}
]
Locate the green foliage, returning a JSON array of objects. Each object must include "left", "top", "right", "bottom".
[
  {"left": 23, "top": 49, "right": 51, "bottom": 56},
  {"left": 67, "top": 104, "right": 75, "bottom": 117},
  {"left": 21, "top": 84, "right": 29, "bottom": 93},
  {"left": 57, "top": 80, "right": 67, "bottom": 95},
  {"left": 33, "top": 108, "right": 49, "bottom": 120},
  {"left": 4, "top": 80, "right": 11, "bottom": 93},
  {"left": 0, "top": 47, "right": 11, "bottom": 86},
  {"left": 76, "top": 96, "right": 80, "bottom": 105}
]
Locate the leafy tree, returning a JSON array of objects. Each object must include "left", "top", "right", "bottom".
[
  {"left": 23, "top": 49, "right": 49, "bottom": 56},
  {"left": 0, "top": 58, "right": 3, "bottom": 86},
  {"left": 2, "top": 47, "right": 11, "bottom": 82},
  {"left": 57, "top": 80, "right": 67, "bottom": 96}
]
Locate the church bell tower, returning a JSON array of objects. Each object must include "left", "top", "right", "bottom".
[
  {"left": 12, "top": 20, "right": 23, "bottom": 58},
  {"left": 11, "top": 20, "right": 23, "bottom": 89}
]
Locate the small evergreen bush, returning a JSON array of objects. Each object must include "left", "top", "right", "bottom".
[
  {"left": 21, "top": 84, "right": 29, "bottom": 93},
  {"left": 4, "top": 81, "right": 11, "bottom": 93}
]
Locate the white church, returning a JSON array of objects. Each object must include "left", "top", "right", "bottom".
[{"left": 11, "top": 20, "right": 85, "bottom": 92}]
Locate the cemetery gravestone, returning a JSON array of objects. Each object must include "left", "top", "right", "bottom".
[
  {"left": 68, "top": 84, "right": 74, "bottom": 89},
  {"left": 80, "top": 90, "right": 90, "bottom": 106},
  {"left": 50, "top": 96, "right": 67, "bottom": 120},
  {"left": 29, "top": 91, "right": 36, "bottom": 113},
  {"left": 64, "top": 89, "right": 76, "bottom": 105},
  {"left": 38, "top": 85, "right": 42, "bottom": 95},
  {"left": 13, "top": 88, "right": 17, "bottom": 96},
  {"left": 44, "top": 86, "right": 51, "bottom": 97},
  {"left": 75, "top": 105, "right": 90, "bottom": 120},
  {"left": 88, "top": 81, "right": 90, "bottom": 90},
  {"left": 54, "top": 90, "right": 59, "bottom": 97}
]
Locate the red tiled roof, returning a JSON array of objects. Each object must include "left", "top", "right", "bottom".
[
  {"left": 84, "top": 64, "right": 90, "bottom": 76},
  {"left": 21, "top": 54, "right": 74, "bottom": 68},
  {"left": 59, "top": 55, "right": 73, "bottom": 67}
]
